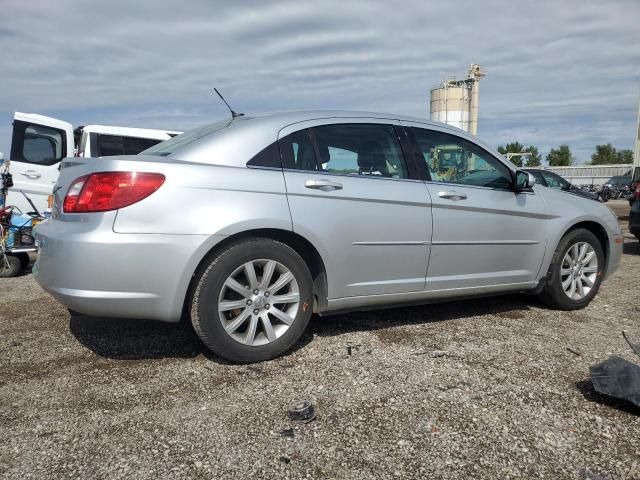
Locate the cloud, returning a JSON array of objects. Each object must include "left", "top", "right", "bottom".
[{"left": 0, "top": 0, "right": 639, "bottom": 163}]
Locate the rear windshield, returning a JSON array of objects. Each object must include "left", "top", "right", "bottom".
[{"left": 140, "top": 118, "right": 243, "bottom": 157}]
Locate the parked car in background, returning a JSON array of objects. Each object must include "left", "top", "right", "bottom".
[
  {"left": 6, "top": 112, "right": 181, "bottom": 213},
  {"left": 604, "top": 174, "right": 632, "bottom": 189},
  {"left": 524, "top": 168, "right": 601, "bottom": 201},
  {"left": 630, "top": 168, "right": 640, "bottom": 240},
  {"left": 33, "top": 111, "right": 623, "bottom": 363}
]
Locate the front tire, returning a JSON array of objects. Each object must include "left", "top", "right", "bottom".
[
  {"left": 190, "top": 238, "right": 313, "bottom": 363},
  {"left": 0, "top": 254, "right": 23, "bottom": 278},
  {"left": 539, "top": 228, "right": 605, "bottom": 310}
]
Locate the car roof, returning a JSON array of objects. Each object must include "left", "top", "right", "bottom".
[{"left": 157, "top": 110, "right": 512, "bottom": 169}]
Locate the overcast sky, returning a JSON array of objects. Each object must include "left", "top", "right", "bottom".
[{"left": 1, "top": 0, "right": 639, "bottom": 164}]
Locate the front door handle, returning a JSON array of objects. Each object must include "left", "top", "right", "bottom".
[
  {"left": 304, "top": 179, "right": 343, "bottom": 191},
  {"left": 438, "top": 190, "right": 467, "bottom": 200},
  {"left": 21, "top": 170, "right": 42, "bottom": 179}
]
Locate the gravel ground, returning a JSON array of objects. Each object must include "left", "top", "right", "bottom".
[{"left": 1, "top": 222, "right": 639, "bottom": 480}]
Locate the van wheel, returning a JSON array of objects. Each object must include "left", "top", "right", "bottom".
[
  {"left": 0, "top": 255, "right": 23, "bottom": 278},
  {"left": 190, "top": 238, "right": 313, "bottom": 363},
  {"left": 539, "top": 229, "right": 604, "bottom": 310}
]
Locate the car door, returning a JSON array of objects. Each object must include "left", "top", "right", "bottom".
[
  {"left": 279, "top": 119, "right": 432, "bottom": 299},
  {"left": 8, "top": 112, "right": 74, "bottom": 213},
  {"left": 402, "top": 123, "right": 550, "bottom": 291}
]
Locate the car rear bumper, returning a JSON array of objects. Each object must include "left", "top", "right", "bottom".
[{"left": 33, "top": 217, "right": 221, "bottom": 322}]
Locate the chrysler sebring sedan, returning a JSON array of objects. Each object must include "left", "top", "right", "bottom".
[{"left": 33, "top": 111, "right": 623, "bottom": 362}]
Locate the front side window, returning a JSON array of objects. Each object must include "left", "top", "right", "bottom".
[
  {"left": 541, "top": 171, "right": 569, "bottom": 190},
  {"left": 410, "top": 128, "right": 512, "bottom": 189},
  {"left": 11, "top": 121, "right": 65, "bottom": 165}
]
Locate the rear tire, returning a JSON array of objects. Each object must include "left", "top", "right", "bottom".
[
  {"left": 190, "top": 238, "right": 314, "bottom": 363},
  {"left": 539, "top": 228, "right": 605, "bottom": 310}
]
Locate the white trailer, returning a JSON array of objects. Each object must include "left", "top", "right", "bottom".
[{"left": 5, "top": 113, "right": 181, "bottom": 213}]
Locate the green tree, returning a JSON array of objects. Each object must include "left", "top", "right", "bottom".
[
  {"left": 497, "top": 142, "right": 540, "bottom": 167},
  {"left": 591, "top": 144, "right": 617, "bottom": 165},
  {"left": 546, "top": 145, "right": 573, "bottom": 166},
  {"left": 590, "top": 145, "right": 634, "bottom": 165},
  {"left": 524, "top": 146, "right": 541, "bottom": 167},
  {"left": 617, "top": 149, "right": 633, "bottom": 164}
]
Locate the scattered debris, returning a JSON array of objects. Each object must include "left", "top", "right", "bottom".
[
  {"left": 346, "top": 343, "right": 361, "bottom": 356},
  {"left": 11, "top": 341, "right": 22, "bottom": 347},
  {"left": 279, "top": 428, "right": 295, "bottom": 438},
  {"left": 584, "top": 468, "right": 608, "bottom": 480},
  {"left": 413, "top": 350, "right": 448, "bottom": 358},
  {"left": 288, "top": 400, "right": 316, "bottom": 423},
  {"left": 622, "top": 330, "right": 640, "bottom": 358},
  {"left": 589, "top": 356, "right": 640, "bottom": 408},
  {"left": 567, "top": 347, "right": 581, "bottom": 356}
]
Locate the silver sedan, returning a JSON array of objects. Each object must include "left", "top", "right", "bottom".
[{"left": 33, "top": 111, "right": 623, "bottom": 362}]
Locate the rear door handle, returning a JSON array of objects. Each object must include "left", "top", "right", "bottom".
[
  {"left": 438, "top": 190, "right": 467, "bottom": 200},
  {"left": 21, "top": 170, "right": 42, "bottom": 179},
  {"left": 304, "top": 179, "right": 343, "bottom": 191}
]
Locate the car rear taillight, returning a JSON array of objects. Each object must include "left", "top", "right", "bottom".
[
  {"left": 634, "top": 184, "right": 640, "bottom": 200},
  {"left": 63, "top": 172, "right": 165, "bottom": 213}
]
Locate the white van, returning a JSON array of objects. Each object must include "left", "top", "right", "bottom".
[{"left": 6, "top": 112, "right": 181, "bottom": 213}]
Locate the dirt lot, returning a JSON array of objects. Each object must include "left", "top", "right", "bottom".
[{"left": 1, "top": 221, "right": 639, "bottom": 480}]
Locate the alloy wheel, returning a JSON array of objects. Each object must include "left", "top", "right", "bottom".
[
  {"left": 218, "top": 259, "right": 300, "bottom": 346},
  {"left": 560, "top": 242, "right": 598, "bottom": 300}
]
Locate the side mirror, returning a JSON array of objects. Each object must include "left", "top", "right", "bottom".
[{"left": 515, "top": 170, "right": 536, "bottom": 191}]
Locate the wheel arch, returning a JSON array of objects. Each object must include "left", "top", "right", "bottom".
[
  {"left": 183, "top": 228, "right": 329, "bottom": 317},
  {"left": 563, "top": 220, "right": 610, "bottom": 269}
]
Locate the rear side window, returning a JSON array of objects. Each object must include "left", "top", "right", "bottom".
[
  {"left": 247, "top": 142, "right": 281, "bottom": 168},
  {"left": 279, "top": 129, "right": 318, "bottom": 170},
  {"left": 279, "top": 124, "right": 409, "bottom": 179},
  {"left": 10, "top": 120, "right": 66, "bottom": 165},
  {"left": 92, "top": 134, "right": 164, "bottom": 157}
]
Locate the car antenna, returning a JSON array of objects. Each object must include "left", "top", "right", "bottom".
[{"left": 213, "top": 88, "right": 244, "bottom": 119}]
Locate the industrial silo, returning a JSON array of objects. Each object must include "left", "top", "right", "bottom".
[
  {"left": 430, "top": 82, "right": 470, "bottom": 132},
  {"left": 429, "top": 64, "right": 485, "bottom": 135}
]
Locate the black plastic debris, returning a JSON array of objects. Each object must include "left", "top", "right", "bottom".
[
  {"left": 623, "top": 330, "right": 640, "bottom": 358},
  {"left": 346, "top": 343, "right": 361, "bottom": 356},
  {"left": 279, "top": 428, "right": 295, "bottom": 438},
  {"left": 589, "top": 356, "right": 640, "bottom": 408},
  {"left": 567, "top": 346, "right": 581, "bottom": 356},
  {"left": 288, "top": 400, "right": 316, "bottom": 423}
]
